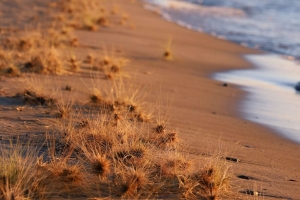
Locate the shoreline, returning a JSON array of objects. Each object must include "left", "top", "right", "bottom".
[
  {"left": 144, "top": 1, "right": 300, "bottom": 145},
  {"left": 135, "top": 1, "right": 300, "bottom": 198},
  {"left": 213, "top": 54, "right": 300, "bottom": 144},
  {"left": 0, "top": 0, "right": 299, "bottom": 198},
  {"left": 143, "top": 0, "right": 300, "bottom": 144}
]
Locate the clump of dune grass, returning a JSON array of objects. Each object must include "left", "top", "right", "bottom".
[
  {"left": 6, "top": 64, "right": 20, "bottom": 76},
  {"left": 67, "top": 55, "right": 81, "bottom": 72},
  {"left": 89, "top": 88, "right": 103, "bottom": 103},
  {"left": 97, "top": 16, "right": 109, "bottom": 27},
  {"left": 35, "top": 135, "right": 86, "bottom": 192},
  {"left": 157, "top": 152, "right": 192, "bottom": 178},
  {"left": 56, "top": 111, "right": 155, "bottom": 197},
  {"left": 14, "top": 74, "right": 57, "bottom": 106},
  {"left": 164, "top": 37, "right": 173, "bottom": 61},
  {"left": 55, "top": 0, "right": 115, "bottom": 31},
  {"left": 196, "top": 161, "right": 232, "bottom": 199},
  {"left": 0, "top": 0, "right": 132, "bottom": 77},
  {"left": 154, "top": 123, "right": 166, "bottom": 134},
  {"left": 129, "top": 142, "right": 148, "bottom": 159},
  {"left": 51, "top": 95, "right": 234, "bottom": 199},
  {"left": 91, "top": 50, "right": 130, "bottom": 79},
  {"left": 46, "top": 26, "right": 78, "bottom": 48},
  {"left": 84, "top": 49, "right": 130, "bottom": 79},
  {"left": 2, "top": 27, "right": 76, "bottom": 51},
  {"left": 90, "top": 93, "right": 101, "bottom": 103},
  {"left": 56, "top": 107, "right": 70, "bottom": 118},
  {"left": 0, "top": 24, "right": 77, "bottom": 76},
  {"left": 110, "top": 80, "right": 152, "bottom": 122},
  {"left": 37, "top": 159, "right": 83, "bottom": 186},
  {"left": 65, "top": 85, "right": 73, "bottom": 91},
  {"left": 55, "top": 101, "right": 73, "bottom": 119},
  {"left": 90, "top": 155, "right": 111, "bottom": 179},
  {"left": 15, "top": 90, "right": 56, "bottom": 106},
  {"left": 113, "top": 140, "right": 150, "bottom": 165},
  {"left": 85, "top": 53, "right": 95, "bottom": 65},
  {"left": 119, "top": 168, "right": 148, "bottom": 198},
  {"left": 151, "top": 116, "right": 179, "bottom": 148},
  {"left": 156, "top": 132, "right": 179, "bottom": 148},
  {"left": 22, "top": 48, "right": 63, "bottom": 74},
  {"left": 89, "top": 88, "right": 115, "bottom": 112},
  {"left": 0, "top": 35, "right": 65, "bottom": 75},
  {"left": 178, "top": 157, "right": 232, "bottom": 199},
  {"left": 70, "top": 37, "right": 79, "bottom": 47},
  {"left": 3, "top": 31, "right": 43, "bottom": 51},
  {"left": 0, "top": 49, "right": 20, "bottom": 76},
  {"left": 0, "top": 139, "right": 49, "bottom": 200},
  {"left": 86, "top": 80, "right": 151, "bottom": 122}
]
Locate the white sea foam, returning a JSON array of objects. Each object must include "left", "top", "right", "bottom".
[
  {"left": 145, "top": 0, "right": 246, "bottom": 17},
  {"left": 146, "top": 0, "right": 199, "bottom": 9},
  {"left": 144, "top": 3, "right": 198, "bottom": 31},
  {"left": 213, "top": 55, "right": 300, "bottom": 143}
]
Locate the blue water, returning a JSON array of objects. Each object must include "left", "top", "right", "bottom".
[
  {"left": 145, "top": 0, "right": 300, "bottom": 60},
  {"left": 144, "top": 0, "right": 300, "bottom": 143}
]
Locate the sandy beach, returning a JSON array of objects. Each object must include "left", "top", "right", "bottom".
[{"left": 0, "top": 0, "right": 299, "bottom": 199}]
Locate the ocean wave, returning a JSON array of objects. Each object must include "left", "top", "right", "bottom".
[
  {"left": 196, "top": 6, "right": 246, "bottom": 17},
  {"left": 145, "top": 0, "right": 246, "bottom": 18}
]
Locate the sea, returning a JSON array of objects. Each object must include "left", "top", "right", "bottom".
[{"left": 144, "top": 0, "right": 300, "bottom": 144}]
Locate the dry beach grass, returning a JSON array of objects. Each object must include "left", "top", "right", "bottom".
[{"left": 0, "top": 0, "right": 299, "bottom": 199}]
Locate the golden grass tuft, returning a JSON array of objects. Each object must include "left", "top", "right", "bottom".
[
  {"left": 59, "top": 165, "right": 83, "bottom": 184},
  {"left": 135, "top": 111, "right": 152, "bottom": 122},
  {"left": 90, "top": 155, "right": 111, "bottom": 179},
  {"left": 55, "top": 101, "right": 72, "bottom": 119},
  {"left": 164, "top": 37, "right": 173, "bottom": 61},
  {"left": 97, "top": 17, "right": 109, "bottom": 27},
  {"left": 85, "top": 54, "right": 95, "bottom": 65},
  {"left": 70, "top": 37, "right": 79, "bottom": 47},
  {"left": 89, "top": 89, "right": 103, "bottom": 103},
  {"left": 160, "top": 154, "right": 192, "bottom": 177},
  {"left": 16, "top": 90, "right": 56, "bottom": 106},
  {"left": 0, "top": 49, "right": 19, "bottom": 76},
  {"left": 55, "top": 0, "right": 130, "bottom": 31},
  {"left": 157, "top": 132, "right": 179, "bottom": 148},
  {"left": 0, "top": 19, "right": 80, "bottom": 76},
  {"left": 21, "top": 48, "right": 63, "bottom": 74},
  {"left": 86, "top": 79, "right": 152, "bottom": 122},
  {"left": 3, "top": 32, "right": 38, "bottom": 52},
  {"left": 65, "top": 85, "right": 73, "bottom": 91},
  {"left": 89, "top": 50, "right": 130, "bottom": 79},
  {"left": 56, "top": 108, "right": 70, "bottom": 118},
  {"left": 37, "top": 160, "right": 83, "bottom": 185},
  {"left": 154, "top": 124, "right": 166, "bottom": 134},
  {"left": 0, "top": 140, "right": 49, "bottom": 200},
  {"left": 119, "top": 168, "right": 148, "bottom": 198},
  {"left": 129, "top": 142, "right": 148, "bottom": 159},
  {"left": 188, "top": 158, "right": 232, "bottom": 199},
  {"left": 6, "top": 65, "right": 20, "bottom": 76},
  {"left": 68, "top": 55, "right": 81, "bottom": 72}
]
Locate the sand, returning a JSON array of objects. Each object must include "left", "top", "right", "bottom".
[{"left": 0, "top": 0, "right": 299, "bottom": 199}]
